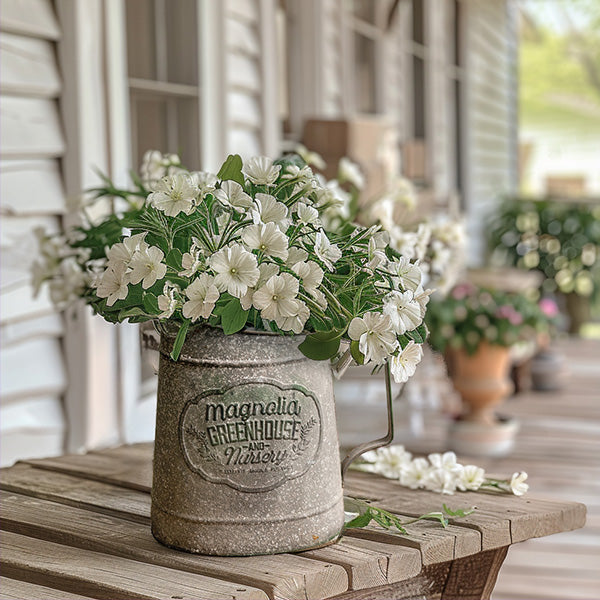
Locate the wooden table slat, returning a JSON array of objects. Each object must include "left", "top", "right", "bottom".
[
  {"left": 0, "top": 577, "right": 96, "bottom": 600},
  {"left": 0, "top": 463, "right": 150, "bottom": 524},
  {"left": 300, "top": 535, "right": 421, "bottom": 590},
  {"left": 1, "top": 531, "right": 269, "bottom": 600},
  {"left": 0, "top": 490, "right": 348, "bottom": 600}
]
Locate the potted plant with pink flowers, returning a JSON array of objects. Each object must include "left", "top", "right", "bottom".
[{"left": 426, "top": 283, "right": 554, "bottom": 456}]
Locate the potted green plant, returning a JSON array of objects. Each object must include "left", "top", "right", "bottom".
[
  {"left": 426, "top": 282, "right": 553, "bottom": 456},
  {"left": 33, "top": 151, "right": 430, "bottom": 556},
  {"left": 488, "top": 196, "right": 600, "bottom": 333}
]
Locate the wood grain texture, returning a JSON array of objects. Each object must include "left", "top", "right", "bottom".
[
  {"left": 0, "top": 491, "right": 348, "bottom": 600},
  {"left": 0, "top": 463, "right": 150, "bottom": 524},
  {"left": 301, "top": 535, "right": 421, "bottom": 589},
  {"left": 1, "top": 531, "right": 268, "bottom": 600},
  {"left": 23, "top": 451, "right": 152, "bottom": 492},
  {"left": 345, "top": 518, "right": 481, "bottom": 563},
  {"left": 0, "top": 577, "right": 95, "bottom": 600}
]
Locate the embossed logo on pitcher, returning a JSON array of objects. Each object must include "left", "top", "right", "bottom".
[{"left": 179, "top": 380, "right": 322, "bottom": 492}]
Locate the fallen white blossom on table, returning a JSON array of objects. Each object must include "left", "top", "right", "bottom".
[{"left": 352, "top": 445, "right": 529, "bottom": 496}]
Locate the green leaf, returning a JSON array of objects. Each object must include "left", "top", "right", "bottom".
[
  {"left": 218, "top": 298, "right": 250, "bottom": 335},
  {"left": 344, "top": 512, "right": 373, "bottom": 529},
  {"left": 443, "top": 504, "right": 475, "bottom": 518},
  {"left": 166, "top": 248, "right": 183, "bottom": 270},
  {"left": 118, "top": 307, "right": 149, "bottom": 321},
  {"left": 298, "top": 330, "right": 343, "bottom": 361},
  {"left": 350, "top": 340, "right": 365, "bottom": 365},
  {"left": 143, "top": 293, "right": 160, "bottom": 315},
  {"left": 217, "top": 154, "right": 245, "bottom": 186},
  {"left": 406, "top": 329, "right": 424, "bottom": 344},
  {"left": 170, "top": 320, "right": 191, "bottom": 361}
]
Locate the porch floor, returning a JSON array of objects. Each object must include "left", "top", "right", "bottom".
[{"left": 403, "top": 337, "right": 600, "bottom": 600}]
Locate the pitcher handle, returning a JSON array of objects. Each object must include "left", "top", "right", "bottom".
[{"left": 341, "top": 362, "right": 402, "bottom": 482}]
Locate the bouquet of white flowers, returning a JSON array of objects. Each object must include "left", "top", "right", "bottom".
[{"left": 33, "top": 151, "right": 430, "bottom": 379}]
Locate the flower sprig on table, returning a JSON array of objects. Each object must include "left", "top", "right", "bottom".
[
  {"left": 351, "top": 445, "right": 529, "bottom": 496},
  {"left": 343, "top": 497, "right": 474, "bottom": 534},
  {"left": 32, "top": 151, "right": 431, "bottom": 376}
]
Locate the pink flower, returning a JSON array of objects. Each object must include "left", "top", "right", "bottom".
[
  {"left": 496, "top": 305, "right": 523, "bottom": 326},
  {"left": 452, "top": 283, "right": 475, "bottom": 300},
  {"left": 539, "top": 298, "right": 559, "bottom": 318}
]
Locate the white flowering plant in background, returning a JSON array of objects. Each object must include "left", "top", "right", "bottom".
[
  {"left": 362, "top": 177, "right": 467, "bottom": 297},
  {"left": 353, "top": 445, "right": 529, "bottom": 496},
  {"left": 33, "top": 151, "right": 430, "bottom": 373}
]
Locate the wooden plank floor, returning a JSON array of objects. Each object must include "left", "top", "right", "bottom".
[{"left": 404, "top": 337, "right": 600, "bottom": 600}]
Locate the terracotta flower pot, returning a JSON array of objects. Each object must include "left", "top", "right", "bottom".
[{"left": 447, "top": 342, "right": 513, "bottom": 426}]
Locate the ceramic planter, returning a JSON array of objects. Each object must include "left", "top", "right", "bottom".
[
  {"left": 151, "top": 326, "right": 345, "bottom": 556},
  {"left": 447, "top": 342, "right": 518, "bottom": 457},
  {"left": 448, "top": 342, "right": 513, "bottom": 426}
]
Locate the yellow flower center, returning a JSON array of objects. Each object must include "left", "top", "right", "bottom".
[{"left": 230, "top": 268, "right": 237, "bottom": 274}]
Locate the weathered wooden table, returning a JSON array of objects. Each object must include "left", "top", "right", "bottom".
[{"left": 0, "top": 443, "right": 586, "bottom": 600}]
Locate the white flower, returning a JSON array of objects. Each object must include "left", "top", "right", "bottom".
[
  {"left": 182, "top": 273, "right": 220, "bottom": 321},
  {"left": 400, "top": 458, "right": 431, "bottom": 489},
  {"left": 296, "top": 202, "right": 320, "bottom": 225},
  {"left": 458, "top": 465, "right": 486, "bottom": 491},
  {"left": 157, "top": 282, "right": 180, "bottom": 318},
  {"left": 48, "top": 258, "right": 89, "bottom": 307},
  {"left": 190, "top": 171, "right": 217, "bottom": 199},
  {"left": 140, "top": 150, "right": 167, "bottom": 186},
  {"left": 370, "top": 198, "right": 395, "bottom": 231},
  {"left": 292, "top": 260, "right": 324, "bottom": 294},
  {"left": 209, "top": 244, "right": 260, "bottom": 298},
  {"left": 252, "top": 193, "right": 289, "bottom": 230},
  {"left": 179, "top": 246, "right": 203, "bottom": 278},
  {"left": 390, "top": 256, "right": 422, "bottom": 292},
  {"left": 287, "top": 247, "right": 309, "bottom": 266},
  {"left": 295, "top": 144, "right": 326, "bottom": 169},
  {"left": 313, "top": 231, "right": 342, "bottom": 271},
  {"left": 389, "top": 229, "right": 421, "bottom": 260},
  {"left": 275, "top": 299, "right": 309, "bottom": 334},
  {"left": 106, "top": 233, "right": 148, "bottom": 269},
  {"left": 148, "top": 173, "right": 198, "bottom": 217},
  {"left": 96, "top": 262, "right": 129, "bottom": 306},
  {"left": 282, "top": 164, "right": 313, "bottom": 183},
  {"left": 241, "top": 222, "right": 289, "bottom": 260},
  {"left": 425, "top": 468, "right": 457, "bottom": 494},
  {"left": 383, "top": 291, "right": 423, "bottom": 335},
  {"left": 239, "top": 263, "right": 279, "bottom": 310},
  {"left": 414, "top": 285, "right": 433, "bottom": 319},
  {"left": 128, "top": 246, "right": 167, "bottom": 289},
  {"left": 389, "top": 341, "right": 423, "bottom": 383},
  {"left": 213, "top": 180, "right": 253, "bottom": 211},
  {"left": 338, "top": 157, "right": 365, "bottom": 190},
  {"left": 414, "top": 223, "right": 432, "bottom": 262},
  {"left": 348, "top": 312, "right": 398, "bottom": 364},
  {"left": 510, "top": 472, "right": 529, "bottom": 496},
  {"left": 243, "top": 156, "right": 281, "bottom": 186},
  {"left": 252, "top": 273, "right": 299, "bottom": 321},
  {"left": 428, "top": 451, "right": 462, "bottom": 475},
  {"left": 361, "top": 446, "right": 412, "bottom": 479}
]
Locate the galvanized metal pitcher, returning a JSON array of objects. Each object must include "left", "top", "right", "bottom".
[{"left": 151, "top": 326, "right": 345, "bottom": 556}]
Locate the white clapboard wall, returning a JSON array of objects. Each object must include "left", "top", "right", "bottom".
[
  {"left": 462, "top": 0, "right": 518, "bottom": 261},
  {"left": 0, "top": 0, "right": 67, "bottom": 466},
  {"left": 223, "top": 0, "right": 279, "bottom": 159}
]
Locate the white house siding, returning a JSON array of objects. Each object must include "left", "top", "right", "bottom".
[
  {"left": 0, "top": 0, "right": 67, "bottom": 466},
  {"left": 224, "top": 0, "right": 280, "bottom": 159},
  {"left": 462, "top": 0, "right": 518, "bottom": 262}
]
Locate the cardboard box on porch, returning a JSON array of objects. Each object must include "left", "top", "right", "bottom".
[{"left": 302, "top": 117, "right": 395, "bottom": 207}]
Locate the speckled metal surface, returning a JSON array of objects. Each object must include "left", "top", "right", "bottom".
[{"left": 151, "top": 326, "right": 345, "bottom": 556}]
